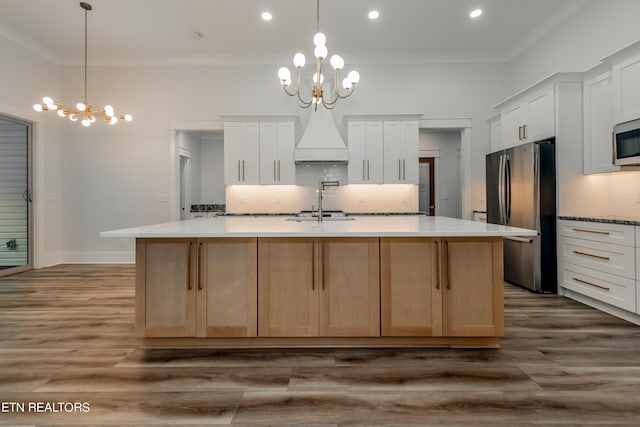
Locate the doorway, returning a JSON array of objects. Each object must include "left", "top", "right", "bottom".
[
  {"left": 0, "top": 115, "right": 33, "bottom": 277},
  {"left": 179, "top": 154, "right": 191, "bottom": 220},
  {"left": 419, "top": 158, "right": 435, "bottom": 216}
]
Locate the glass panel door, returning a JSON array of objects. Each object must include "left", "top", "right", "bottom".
[{"left": 0, "top": 116, "right": 32, "bottom": 277}]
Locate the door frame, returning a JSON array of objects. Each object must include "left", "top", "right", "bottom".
[
  {"left": 0, "top": 114, "right": 33, "bottom": 277},
  {"left": 418, "top": 157, "right": 436, "bottom": 216}
]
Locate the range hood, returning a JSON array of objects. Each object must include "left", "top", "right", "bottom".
[{"left": 294, "top": 107, "right": 348, "bottom": 163}]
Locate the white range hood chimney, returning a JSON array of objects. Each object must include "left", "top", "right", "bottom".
[{"left": 294, "top": 107, "right": 348, "bottom": 163}]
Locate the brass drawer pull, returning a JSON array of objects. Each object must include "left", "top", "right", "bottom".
[
  {"left": 573, "top": 277, "right": 610, "bottom": 291},
  {"left": 572, "top": 228, "right": 610, "bottom": 235},
  {"left": 572, "top": 250, "right": 610, "bottom": 261}
]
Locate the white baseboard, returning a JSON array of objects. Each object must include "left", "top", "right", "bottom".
[
  {"left": 562, "top": 288, "right": 640, "bottom": 327},
  {"left": 61, "top": 251, "right": 135, "bottom": 264}
]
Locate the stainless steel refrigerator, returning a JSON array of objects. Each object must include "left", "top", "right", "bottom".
[{"left": 486, "top": 140, "right": 557, "bottom": 293}]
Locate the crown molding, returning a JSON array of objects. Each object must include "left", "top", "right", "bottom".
[{"left": 0, "top": 22, "right": 60, "bottom": 64}]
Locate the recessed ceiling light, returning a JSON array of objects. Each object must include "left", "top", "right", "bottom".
[
  {"left": 470, "top": 9, "right": 483, "bottom": 18},
  {"left": 261, "top": 12, "right": 273, "bottom": 21},
  {"left": 368, "top": 10, "right": 380, "bottom": 20}
]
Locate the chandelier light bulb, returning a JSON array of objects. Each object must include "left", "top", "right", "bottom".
[
  {"left": 109, "top": 116, "right": 118, "bottom": 125},
  {"left": 314, "top": 45, "right": 328, "bottom": 59},
  {"left": 104, "top": 105, "right": 114, "bottom": 117},
  {"left": 330, "top": 54, "right": 344, "bottom": 70},
  {"left": 124, "top": 114, "right": 133, "bottom": 122},
  {"left": 33, "top": 104, "right": 43, "bottom": 112},
  {"left": 342, "top": 77, "right": 351, "bottom": 89},
  {"left": 348, "top": 70, "right": 360, "bottom": 84},
  {"left": 278, "top": 67, "right": 291, "bottom": 83},
  {"left": 76, "top": 102, "right": 86, "bottom": 112},
  {"left": 57, "top": 110, "right": 66, "bottom": 117},
  {"left": 42, "top": 96, "right": 54, "bottom": 106},
  {"left": 49, "top": 103, "right": 58, "bottom": 111},
  {"left": 69, "top": 114, "right": 78, "bottom": 122},
  {"left": 312, "top": 72, "right": 324, "bottom": 84},
  {"left": 293, "top": 53, "right": 306, "bottom": 68},
  {"left": 89, "top": 115, "right": 96, "bottom": 123},
  {"left": 81, "top": 119, "right": 91, "bottom": 127},
  {"left": 313, "top": 32, "right": 326, "bottom": 47}
]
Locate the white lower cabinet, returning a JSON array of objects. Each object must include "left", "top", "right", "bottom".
[{"left": 557, "top": 219, "right": 637, "bottom": 315}]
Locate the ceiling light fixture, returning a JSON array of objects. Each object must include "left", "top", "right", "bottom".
[
  {"left": 368, "top": 10, "right": 380, "bottom": 20},
  {"left": 470, "top": 8, "right": 483, "bottom": 18},
  {"left": 33, "top": 2, "right": 132, "bottom": 126},
  {"left": 261, "top": 12, "right": 273, "bottom": 21},
  {"left": 277, "top": 0, "right": 359, "bottom": 111}
]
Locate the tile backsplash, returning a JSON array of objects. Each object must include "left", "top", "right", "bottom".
[{"left": 225, "top": 164, "right": 419, "bottom": 214}]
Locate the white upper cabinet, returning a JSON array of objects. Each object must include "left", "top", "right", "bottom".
[
  {"left": 612, "top": 54, "right": 640, "bottom": 124},
  {"left": 348, "top": 121, "right": 383, "bottom": 184},
  {"left": 224, "top": 122, "right": 260, "bottom": 185},
  {"left": 383, "top": 120, "right": 419, "bottom": 184},
  {"left": 583, "top": 68, "right": 619, "bottom": 174},
  {"left": 259, "top": 121, "right": 295, "bottom": 185},
  {"left": 488, "top": 115, "right": 502, "bottom": 152},
  {"left": 499, "top": 88, "right": 555, "bottom": 149}
]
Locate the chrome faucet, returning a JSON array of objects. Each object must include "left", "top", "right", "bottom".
[{"left": 316, "top": 180, "right": 340, "bottom": 221}]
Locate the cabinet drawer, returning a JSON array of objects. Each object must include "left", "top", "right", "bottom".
[
  {"left": 558, "top": 236, "right": 635, "bottom": 279},
  {"left": 557, "top": 220, "right": 635, "bottom": 246},
  {"left": 559, "top": 262, "right": 636, "bottom": 312}
]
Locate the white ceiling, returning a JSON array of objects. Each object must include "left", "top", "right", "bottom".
[{"left": 0, "top": 0, "right": 590, "bottom": 65}]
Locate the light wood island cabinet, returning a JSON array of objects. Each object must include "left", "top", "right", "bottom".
[
  {"left": 136, "top": 238, "right": 257, "bottom": 338},
  {"left": 258, "top": 237, "right": 379, "bottom": 337},
  {"left": 133, "top": 231, "right": 505, "bottom": 348}
]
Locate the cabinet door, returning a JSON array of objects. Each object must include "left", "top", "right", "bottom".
[
  {"left": 224, "top": 122, "right": 243, "bottom": 185},
  {"left": 489, "top": 116, "right": 502, "bottom": 152},
  {"left": 276, "top": 121, "right": 296, "bottom": 184},
  {"left": 383, "top": 121, "right": 403, "bottom": 183},
  {"left": 584, "top": 72, "right": 618, "bottom": 174},
  {"left": 259, "top": 122, "right": 278, "bottom": 184},
  {"left": 501, "top": 104, "right": 526, "bottom": 149},
  {"left": 136, "top": 239, "right": 197, "bottom": 337},
  {"left": 442, "top": 237, "right": 504, "bottom": 337},
  {"left": 241, "top": 122, "right": 260, "bottom": 184},
  {"left": 365, "top": 121, "right": 384, "bottom": 183},
  {"left": 526, "top": 89, "right": 555, "bottom": 142},
  {"left": 258, "top": 238, "right": 318, "bottom": 337},
  {"left": 401, "top": 120, "right": 419, "bottom": 183},
  {"left": 197, "top": 238, "right": 257, "bottom": 337},
  {"left": 613, "top": 55, "right": 640, "bottom": 124},
  {"left": 319, "top": 238, "right": 380, "bottom": 337},
  {"left": 380, "top": 237, "right": 441, "bottom": 336},
  {"left": 347, "top": 121, "right": 366, "bottom": 184}
]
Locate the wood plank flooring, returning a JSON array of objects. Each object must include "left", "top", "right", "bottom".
[{"left": 1, "top": 264, "right": 640, "bottom": 425}]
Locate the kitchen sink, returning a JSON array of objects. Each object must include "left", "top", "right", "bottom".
[{"left": 285, "top": 215, "right": 355, "bottom": 222}]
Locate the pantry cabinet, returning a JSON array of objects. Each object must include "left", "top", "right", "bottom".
[
  {"left": 136, "top": 238, "right": 258, "bottom": 338},
  {"left": 257, "top": 237, "right": 380, "bottom": 337}
]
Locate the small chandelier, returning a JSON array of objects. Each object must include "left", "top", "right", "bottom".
[
  {"left": 33, "top": 2, "right": 132, "bottom": 126},
  {"left": 277, "top": 0, "right": 360, "bottom": 110}
]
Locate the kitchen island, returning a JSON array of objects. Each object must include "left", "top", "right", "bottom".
[{"left": 101, "top": 215, "right": 536, "bottom": 348}]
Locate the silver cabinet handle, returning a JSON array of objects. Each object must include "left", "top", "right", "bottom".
[
  {"left": 278, "top": 160, "right": 281, "bottom": 181},
  {"left": 403, "top": 159, "right": 406, "bottom": 180},
  {"left": 518, "top": 126, "right": 522, "bottom": 140},
  {"left": 367, "top": 159, "right": 370, "bottom": 180},
  {"left": 398, "top": 159, "right": 401, "bottom": 180},
  {"left": 242, "top": 160, "right": 245, "bottom": 181},
  {"left": 363, "top": 159, "right": 366, "bottom": 181},
  {"left": 523, "top": 124, "right": 528, "bottom": 139}
]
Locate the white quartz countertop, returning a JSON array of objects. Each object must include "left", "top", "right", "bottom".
[{"left": 100, "top": 215, "right": 537, "bottom": 238}]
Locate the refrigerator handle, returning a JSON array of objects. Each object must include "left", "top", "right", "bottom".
[
  {"left": 505, "top": 153, "right": 511, "bottom": 224},
  {"left": 533, "top": 144, "right": 541, "bottom": 232},
  {"left": 497, "top": 154, "right": 505, "bottom": 224}
]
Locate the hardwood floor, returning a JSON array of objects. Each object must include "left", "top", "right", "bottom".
[{"left": 1, "top": 264, "right": 640, "bottom": 425}]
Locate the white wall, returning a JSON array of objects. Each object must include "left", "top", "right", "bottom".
[
  {"left": 200, "top": 135, "right": 225, "bottom": 204},
  {"left": 419, "top": 130, "right": 461, "bottom": 218},
  {"left": 0, "top": 36, "right": 62, "bottom": 268},
  {"left": 507, "top": 0, "right": 640, "bottom": 93}
]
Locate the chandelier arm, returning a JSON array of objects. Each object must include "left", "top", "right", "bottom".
[{"left": 295, "top": 68, "right": 313, "bottom": 107}]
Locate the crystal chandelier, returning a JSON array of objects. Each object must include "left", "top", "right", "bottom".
[
  {"left": 277, "top": 0, "right": 360, "bottom": 110},
  {"left": 33, "top": 2, "right": 132, "bottom": 126}
]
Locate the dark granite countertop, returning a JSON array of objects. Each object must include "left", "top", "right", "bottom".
[{"left": 558, "top": 215, "right": 640, "bottom": 226}]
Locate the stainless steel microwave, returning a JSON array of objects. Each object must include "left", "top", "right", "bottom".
[{"left": 614, "top": 119, "right": 640, "bottom": 166}]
